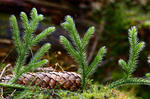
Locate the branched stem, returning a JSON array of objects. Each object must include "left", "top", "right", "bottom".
[
  {"left": 8, "top": 8, "right": 55, "bottom": 84},
  {"left": 109, "top": 26, "right": 150, "bottom": 88},
  {"left": 109, "top": 78, "right": 150, "bottom": 88},
  {"left": 60, "top": 15, "right": 106, "bottom": 91},
  {"left": 0, "top": 83, "right": 27, "bottom": 89}
]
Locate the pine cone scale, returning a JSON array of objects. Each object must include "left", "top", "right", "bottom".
[{"left": 1, "top": 72, "right": 81, "bottom": 91}]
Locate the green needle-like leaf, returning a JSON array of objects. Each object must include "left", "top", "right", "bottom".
[
  {"left": 29, "top": 8, "right": 44, "bottom": 36},
  {"left": 10, "top": 15, "right": 22, "bottom": 54},
  {"left": 22, "top": 59, "right": 48, "bottom": 74},
  {"left": 31, "top": 27, "right": 55, "bottom": 45},
  {"left": 30, "top": 8, "right": 38, "bottom": 20},
  {"left": 82, "top": 26, "right": 95, "bottom": 48},
  {"left": 29, "top": 43, "right": 51, "bottom": 64},
  {"left": 37, "top": 14, "right": 44, "bottom": 21},
  {"left": 109, "top": 78, "right": 150, "bottom": 88},
  {"left": 60, "top": 36, "right": 80, "bottom": 62},
  {"left": 20, "top": 12, "right": 29, "bottom": 30},
  {"left": 61, "top": 15, "right": 82, "bottom": 50},
  {"left": 128, "top": 27, "right": 145, "bottom": 75},
  {"left": 119, "top": 59, "right": 128, "bottom": 71},
  {"left": 86, "top": 46, "right": 107, "bottom": 77},
  {"left": 136, "top": 42, "right": 145, "bottom": 52}
]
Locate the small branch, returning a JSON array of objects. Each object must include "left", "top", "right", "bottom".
[
  {"left": 54, "top": 63, "right": 64, "bottom": 72},
  {"left": 87, "top": 22, "right": 105, "bottom": 63},
  {"left": 0, "top": 39, "right": 12, "bottom": 45},
  {"left": 0, "top": 64, "right": 11, "bottom": 79},
  {"left": 0, "top": 83, "right": 27, "bottom": 89},
  {"left": 109, "top": 78, "right": 150, "bottom": 88},
  {"left": 98, "top": 57, "right": 114, "bottom": 67},
  {"left": 0, "top": 48, "right": 14, "bottom": 66},
  {"left": 0, "top": 87, "right": 4, "bottom": 99},
  {"left": 87, "top": 35, "right": 98, "bottom": 63},
  {"left": 25, "top": 0, "right": 69, "bottom": 10},
  {"left": 35, "top": 67, "right": 54, "bottom": 72},
  {"left": 10, "top": 89, "right": 16, "bottom": 97}
]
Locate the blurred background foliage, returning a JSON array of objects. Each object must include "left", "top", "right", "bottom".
[{"left": 0, "top": 0, "right": 150, "bottom": 98}]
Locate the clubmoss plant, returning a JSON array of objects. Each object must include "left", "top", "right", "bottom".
[
  {"left": 109, "top": 26, "right": 150, "bottom": 88},
  {"left": 8, "top": 8, "right": 55, "bottom": 84},
  {"left": 60, "top": 15, "right": 107, "bottom": 91}
]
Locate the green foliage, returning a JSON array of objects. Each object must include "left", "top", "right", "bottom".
[
  {"left": 1, "top": 84, "right": 139, "bottom": 99},
  {"left": 60, "top": 15, "right": 106, "bottom": 91},
  {"left": 146, "top": 73, "right": 150, "bottom": 77},
  {"left": 59, "top": 84, "right": 139, "bottom": 99},
  {"left": 13, "top": 88, "right": 49, "bottom": 99},
  {"left": 8, "top": 8, "right": 55, "bottom": 84},
  {"left": 109, "top": 26, "right": 150, "bottom": 88},
  {"left": 0, "top": 83, "right": 27, "bottom": 89}
]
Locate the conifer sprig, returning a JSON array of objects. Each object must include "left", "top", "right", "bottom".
[
  {"left": 60, "top": 15, "right": 106, "bottom": 91},
  {"left": 10, "top": 15, "right": 22, "bottom": 54},
  {"left": 9, "top": 8, "right": 55, "bottom": 84},
  {"left": 109, "top": 78, "right": 150, "bottom": 88},
  {"left": 109, "top": 26, "right": 150, "bottom": 88}
]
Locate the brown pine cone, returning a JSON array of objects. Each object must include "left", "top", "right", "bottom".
[{"left": 1, "top": 72, "right": 81, "bottom": 91}]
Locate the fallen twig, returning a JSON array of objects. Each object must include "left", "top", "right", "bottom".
[
  {"left": 0, "top": 87, "right": 4, "bottom": 99},
  {"left": 0, "top": 64, "right": 11, "bottom": 79},
  {"left": 88, "top": 22, "right": 105, "bottom": 63}
]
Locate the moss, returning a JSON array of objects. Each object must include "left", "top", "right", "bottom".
[
  {"left": 58, "top": 84, "right": 140, "bottom": 99},
  {"left": 5, "top": 83, "right": 139, "bottom": 99}
]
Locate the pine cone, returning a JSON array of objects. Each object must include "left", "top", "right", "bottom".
[{"left": 1, "top": 72, "right": 81, "bottom": 91}]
